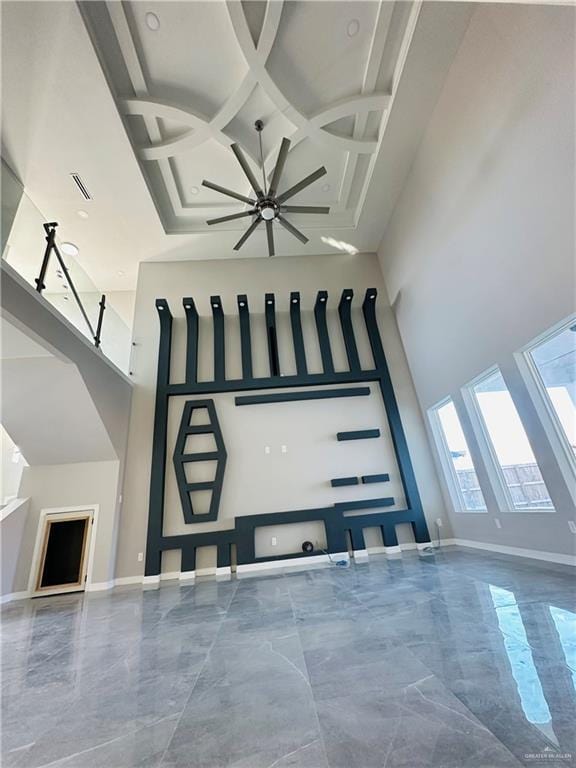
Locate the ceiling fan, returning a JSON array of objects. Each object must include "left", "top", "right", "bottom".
[{"left": 202, "top": 120, "right": 330, "bottom": 257}]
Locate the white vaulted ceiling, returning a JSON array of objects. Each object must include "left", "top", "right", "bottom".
[{"left": 1, "top": 1, "right": 474, "bottom": 289}]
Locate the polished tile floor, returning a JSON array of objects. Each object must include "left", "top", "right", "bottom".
[{"left": 2, "top": 548, "right": 575, "bottom": 768}]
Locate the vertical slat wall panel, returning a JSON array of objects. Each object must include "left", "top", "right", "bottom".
[
  {"left": 237, "top": 294, "right": 253, "bottom": 380},
  {"left": 183, "top": 297, "right": 199, "bottom": 383},
  {"left": 338, "top": 289, "right": 361, "bottom": 372},
  {"left": 211, "top": 295, "right": 225, "bottom": 382},
  {"left": 264, "top": 293, "right": 280, "bottom": 377},
  {"left": 145, "top": 298, "right": 172, "bottom": 576},
  {"left": 314, "top": 290, "right": 334, "bottom": 374},
  {"left": 362, "top": 288, "right": 427, "bottom": 542},
  {"left": 289, "top": 291, "right": 307, "bottom": 375}
]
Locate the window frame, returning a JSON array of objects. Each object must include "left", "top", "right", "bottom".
[
  {"left": 428, "top": 396, "right": 487, "bottom": 514},
  {"left": 463, "top": 365, "right": 555, "bottom": 513},
  {"left": 517, "top": 316, "right": 576, "bottom": 501}
]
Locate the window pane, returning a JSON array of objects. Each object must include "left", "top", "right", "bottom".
[
  {"left": 473, "top": 369, "right": 553, "bottom": 509},
  {"left": 529, "top": 324, "right": 576, "bottom": 459},
  {"left": 436, "top": 400, "right": 486, "bottom": 510}
]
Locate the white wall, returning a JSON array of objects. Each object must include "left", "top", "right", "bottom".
[
  {"left": 1, "top": 425, "right": 27, "bottom": 504},
  {"left": 116, "top": 252, "right": 446, "bottom": 578},
  {"left": 378, "top": 4, "right": 575, "bottom": 556},
  {"left": 14, "top": 460, "right": 120, "bottom": 592}
]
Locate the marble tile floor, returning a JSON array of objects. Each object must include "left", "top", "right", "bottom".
[{"left": 1, "top": 547, "right": 575, "bottom": 768}]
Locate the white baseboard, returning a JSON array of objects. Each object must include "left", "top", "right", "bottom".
[
  {"left": 452, "top": 538, "right": 576, "bottom": 567},
  {"left": 237, "top": 553, "right": 330, "bottom": 575},
  {"left": 179, "top": 570, "right": 196, "bottom": 581},
  {"left": 195, "top": 567, "right": 217, "bottom": 577},
  {"left": 142, "top": 575, "right": 160, "bottom": 586},
  {"left": 353, "top": 549, "right": 369, "bottom": 560},
  {"left": 160, "top": 571, "right": 180, "bottom": 582},
  {"left": 0, "top": 590, "right": 29, "bottom": 604},
  {"left": 114, "top": 575, "right": 144, "bottom": 587},
  {"left": 85, "top": 580, "right": 115, "bottom": 592},
  {"left": 215, "top": 566, "right": 232, "bottom": 579}
]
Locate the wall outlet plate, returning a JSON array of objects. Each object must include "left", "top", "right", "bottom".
[
  {"left": 436, "top": 518, "right": 443, "bottom": 527},
  {"left": 264, "top": 446, "right": 271, "bottom": 455},
  {"left": 494, "top": 518, "right": 502, "bottom": 529},
  {"left": 271, "top": 536, "right": 277, "bottom": 546},
  {"left": 281, "top": 445, "right": 287, "bottom": 453},
  {"left": 568, "top": 521, "right": 576, "bottom": 534},
  {"left": 137, "top": 552, "right": 144, "bottom": 562}
]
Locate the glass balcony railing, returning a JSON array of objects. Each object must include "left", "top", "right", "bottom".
[{"left": 2, "top": 190, "right": 131, "bottom": 373}]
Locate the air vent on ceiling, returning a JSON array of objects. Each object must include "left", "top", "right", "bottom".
[{"left": 70, "top": 173, "right": 92, "bottom": 200}]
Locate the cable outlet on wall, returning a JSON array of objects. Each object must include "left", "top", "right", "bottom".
[
  {"left": 137, "top": 552, "right": 143, "bottom": 562},
  {"left": 271, "top": 536, "right": 277, "bottom": 546},
  {"left": 494, "top": 518, "right": 502, "bottom": 529},
  {"left": 568, "top": 521, "right": 576, "bottom": 535}
]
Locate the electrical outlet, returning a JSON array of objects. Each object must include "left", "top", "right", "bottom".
[
  {"left": 264, "top": 445, "right": 271, "bottom": 455},
  {"left": 137, "top": 552, "right": 143, "bottom": 562},
  {"left": 568, "top": 521, "right": 576, "bottom": 534},
  {"left": 271, "top": 536, "right": 277, "bottom": 546},
  {"left": 281, "top": 445, "right": 287, "bottom": 454},
  {"left": 436, "top": 518, "right": 443, "bottom": 527},
  {"left": 494, "top": 518, "right": 502, "bottom": 529}
]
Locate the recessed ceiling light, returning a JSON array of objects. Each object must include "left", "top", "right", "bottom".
[
  {"left": 60, "top": 242, "right": 79, "bottom": 258},
  {"left": 347, "top": 19, "right": 360, "bottom": 37},
  {"left": 322, "top": 183, "right": 330, "bottom": 193},
  {"left": 190, "top": 186, "right": 199, "bottom": 195},
  {"left": 145, "top": 12, "right": 160, "bottom": 31},
  {"left": 77, "top": 210, "right": 89, "bottom": 219}
]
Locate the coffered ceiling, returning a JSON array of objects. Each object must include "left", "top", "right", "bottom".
[
  {"left": 83, "top": 1, "right": 417, "bottom": 235},
  {"left": 1, "top": 0, "right": 474, "bottom": 289}
]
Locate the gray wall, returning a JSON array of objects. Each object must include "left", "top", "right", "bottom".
[
  {"left": 1, "top": 261, "right": 134, "bottom": 590},
  {"left": 117, "top": 252, "right": 446, "bottom": 578},
  {"left": 14, "top": 461, "right": 120, "bottom": 591},
  {"left": 378, "top": 4, "right": 576, "bottom": 556}
]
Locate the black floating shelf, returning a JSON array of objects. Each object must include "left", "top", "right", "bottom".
[
  {"left": 337, "top": 429, "right": 381, "bottom": 441},
  {"left": 235, "top": 387, "right": 370, "bottom": 406},
  {"left": 362, "top": 473, "right": 390, "bottom": 484},
  {"left": 334, "top": 496, "right": 395, "bottom": 511},
  {"left": 330, "top": 477, "right": 359, "bottom": 487}
]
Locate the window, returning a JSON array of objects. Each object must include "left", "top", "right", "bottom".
[
  {"left": 470, "top": 368, "right": 553, "bottom": 510},
  {"left": 430, "top": 398, "right": 486, "bottom": 511},
  {"left": 526, "top": 320, "right": 576, "bottom": 467}
]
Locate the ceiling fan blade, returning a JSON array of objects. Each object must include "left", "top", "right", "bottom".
[
  {"left": 281, "top": 206, "right": 330, "bottom": 214},
  {"left": 231, "top": 144, "right": 264, "bottom": 198},
  {"left": 233, "top": 217, "right": 261, "bottom": 251},
  {"left": 276, "top": 166, "right": 327, "bottom": 204},
  {"left": 202, "top": 180, "right": 255, "bottom": 205},
  {"left": 277, "top": 215, "right": 309, "bottom": 245},
  {"left": 268, "top": 138, "right": 291, "bottom": 198},
  {"left": 266, "top": 221, "right": 275, "bottom": 257},
  {"left": 207, "top": 210, "right": 257, "bottom": 225}
]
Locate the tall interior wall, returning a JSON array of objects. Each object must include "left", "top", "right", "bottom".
[{"left": 116, "top": 252, "right": 447, "bottom": 579}]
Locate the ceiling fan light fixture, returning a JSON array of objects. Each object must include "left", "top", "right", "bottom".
[
  {"left": 203, "top": 121, "right": 330, "bottom": 256},
  {"left": 260, "top": 205, "right": 275, "bottom": 221}
]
